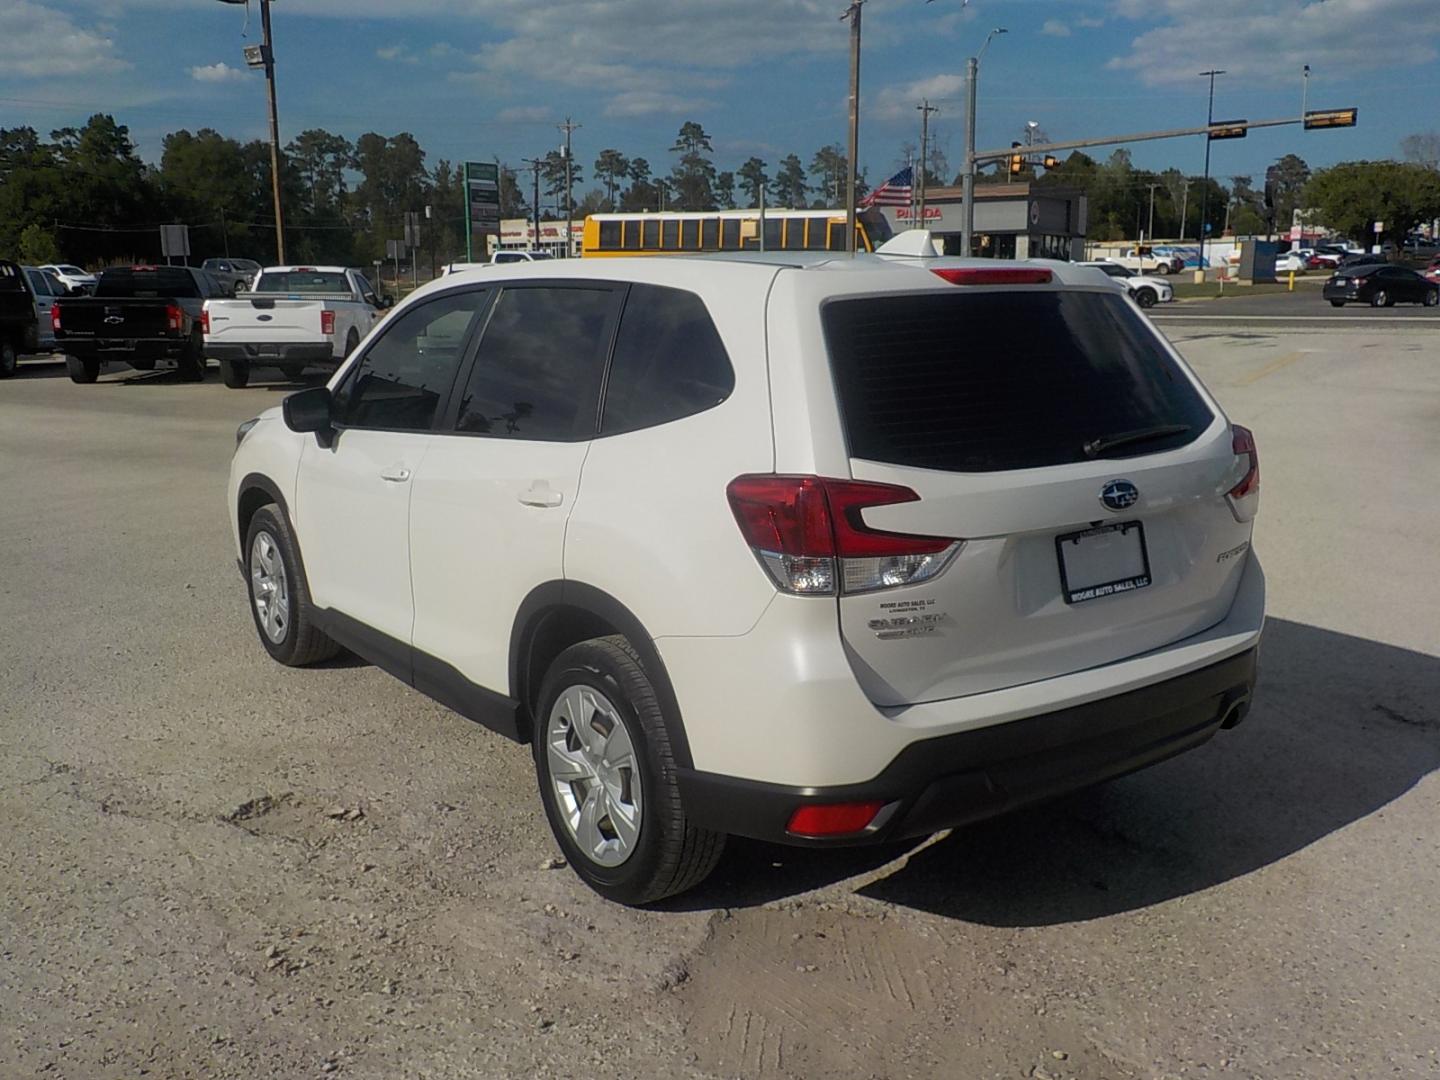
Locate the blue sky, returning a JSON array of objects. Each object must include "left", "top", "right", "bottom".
[{"left": 2, "top": 0, "right": 1436, "bottom": 195}]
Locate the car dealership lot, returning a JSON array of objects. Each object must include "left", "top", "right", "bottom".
[{"left": 2, "top": 329, "right": 1438, "bottom": 1079}]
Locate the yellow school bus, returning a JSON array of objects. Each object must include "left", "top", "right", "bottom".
[{"left": 581, "top": 209, "right": 877, "bottom": 257}]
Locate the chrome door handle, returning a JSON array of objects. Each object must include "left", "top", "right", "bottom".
[
  {"left": 379, "top": 467, "right": 412, "bottom": 483},
  {"left": 518, "top": 485, "right": 563, "bottom": 508}
]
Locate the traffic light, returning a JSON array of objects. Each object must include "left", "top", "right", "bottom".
[
  {"left": 1304, "top": 108, "right": 1358, "bottom": 130},
  {"left": 1208, "top": 119, "right": 1248, "bottom": 141},
  {"left": 1009, "top": 142, "right": 1024, "bottom": 176},
  {"left": 1042, "top": 156, "right": 1058, "bottom": 170}
]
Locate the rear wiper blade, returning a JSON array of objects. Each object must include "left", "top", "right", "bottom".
[{"left": 1083, "top": 424, "right": 1191, "bottom": 458}]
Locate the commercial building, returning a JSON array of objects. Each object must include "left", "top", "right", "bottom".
[
  {"left": 491, "top": 220, "right": 583, "bottom": 259},
  {"left": 876, "top": 182, "right": 1088, "bottom": 260}
]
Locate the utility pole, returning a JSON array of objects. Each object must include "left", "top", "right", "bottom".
[
  {"left": 917, "top": 99, "right": 938, "bottom": 230},
  {"left": 1146, "top": 182, "right": 1160, "bottom": 242},
  {"left": 842, "top": 1, "right": 864, "bottom": 255},
  {"left": 1179, "top": 179, "right": 1192, "bottom": 242},
  {"left": 259, "top": 0, "right": 286, "bottom": 264},
  {"left": 557, "top": 117, "right": 581, "bottom": 257},
  {"left": 522, "top": 158, "right": 542, "bottom": 254},
  {"left": 1198, "top": 69, "right": 1225, "bottom": 280},
  {"left": 961, "top": 27, "right": 1007, "bottom": 259}
]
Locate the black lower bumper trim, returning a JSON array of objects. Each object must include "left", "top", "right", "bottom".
[
  {"left": 208, "top": 342, "right": 336, "bottom": 365},
  {"left": 675, "top": 648, "right": 1257, "bottom": 846}
]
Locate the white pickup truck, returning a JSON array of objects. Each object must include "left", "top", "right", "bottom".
[
  {"left": 1109, "top": 247, "right": 1184, "bottom": 275},
  {"left": 204, "top": 266, "right": 391, "bottom": 388}
]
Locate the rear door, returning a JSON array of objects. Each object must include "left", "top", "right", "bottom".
[
  {"left": 814, "top": 283, "right": 1254, "bottom": 706},
  {"left": 408, "top": 282, "right": 622, "bottom": 696},
  {"left": 24, "top": 270, "right": 56, "bottom": 346}
]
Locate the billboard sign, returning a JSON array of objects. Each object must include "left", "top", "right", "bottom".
[{"left": 465, "top": 161, "right": 501, "bottom": 260}]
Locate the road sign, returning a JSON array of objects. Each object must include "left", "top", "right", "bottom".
[
  {"left": 1208, "top": 119, "right": 1248, "bottom": 141},
  {"left": 160, "top": 224, "right": 190, "bottom": 259},
  {"left": 464, "top": 161, "right": 501, "bottom": 261},
  {"left": 1304, "top": 108, "right": 1358, "bottom": 130},
  {"left": 385, "top": 239, "right": 404, "bottom": 260},
  {"left": 403, "top": 211, "right": 421, "bottom": 248}
]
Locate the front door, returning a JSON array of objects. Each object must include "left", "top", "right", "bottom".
[{"left": 295, "top": 288, "right": 492, "bottom": 656}]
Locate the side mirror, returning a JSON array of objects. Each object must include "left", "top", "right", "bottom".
[
  {"left": 381, "top": 295, "right": 395, "bottom": 310},
  {"left": 283, "top": 386, "right": 334, "bottom": 437}
]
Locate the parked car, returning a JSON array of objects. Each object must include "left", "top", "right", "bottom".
[
  {"left": 22, "top": 266, "right": 63, "bottom": 350},
  {"left": 204, "top": 266, "right": 391, "bottom": 388},
  {"left": 1274, "top": 252, "right": 1310, "bottom": 273},
  {"left": 52, "top": 265, "right": 226, "bottom": 382},
  {"left": 1110, "top": 246, "right": 1184, "bottom": 274},
  {"left": 0, "top": 260, "right": 39, "bottom": 377},
  {"left": 228, "top": 255, "right": 1264, "bottom": 904},
  {"left": 1078, "top": 260, "right": 1175, "bottom": 308},
  {"left": 38, "top": 263, "right": 98, "bottom": 294},
  {"left": 202, "top": 258, "right": 262, "bottom": 294},
  {"left": 1293, "top": 248, "right": 1339, "bottom": 269},
  {"left": 1323, "top": 264, "right": 1440, "bottom": 307}
]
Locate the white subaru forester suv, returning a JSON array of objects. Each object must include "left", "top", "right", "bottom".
[{"left": 228, "top": 254, "right": 1264, "bottom": 904}]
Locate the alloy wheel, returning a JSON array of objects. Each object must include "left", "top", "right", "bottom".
[
  {"left": 249, "top": 530, "right": 290, "bottom": 644},
  {"left": 545, "top": 685, "right": 642, "bottom": 867}
]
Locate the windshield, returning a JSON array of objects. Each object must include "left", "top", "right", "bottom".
[
  {"left": 95, "top": 268, "right": 201, "bottom": 299},
  {"left": 822, "top": 289, "right": 1212, "bottom": 473},
  {"left": 255, "top": 271, "right": 350, "bottom": 294},
  {"left": 57, "top": 265, "right": 86, "bottom": 276}
]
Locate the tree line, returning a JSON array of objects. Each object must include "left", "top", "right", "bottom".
[{"left": 2, "top": 114, "right": 1437, "bottom": 269}]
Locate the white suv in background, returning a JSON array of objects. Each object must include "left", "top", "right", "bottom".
[
  {"left": 228, "top": 255, "right": 1264, "bottom": 904},
  {"left": 1080, "top": 260, "right": 1175, "bottom": 308}
]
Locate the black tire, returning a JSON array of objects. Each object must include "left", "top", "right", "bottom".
[
  {"left": 344, "top": 328, "right": 360, "bottom": 358},
  {"left": 1329, "top": 300, "right": 1345, "bottom": 308},
  {"left": 1425, "top": 289, "right": 1439, "bottom": 307},
  {"left": 183, "top": 332, "right": 206, "bottom": 381},
  {"left": 533, "top": 636, "right": 725, "bottom": 905},
  {"left": 1135, "top": 287, "right": 1158, "bottom": 309},
  {"left": 220, "top": 358, "right": 250, "bottom": 389},
  {"left": 1155, "top": 263, "right": 1172, "bottom": 275},
  {"left": 0, "top": 337, "right": 17, "bottom": 379},
  {"left": 130, "top": 358, "right": 156, "bottom": 371},
  {"left": 66, "top": 355, "right": 99, "bottom": 383},
  {"left": 1370, "top": 290, "right": 1387, "bottom": 308},
  {"left": 243, "top": 503, "right": 340, "bottom": 667}
]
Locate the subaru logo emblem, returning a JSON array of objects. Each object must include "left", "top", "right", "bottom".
[{"left": 1100, "top": 480, "right": 1140, "bottom": 512}]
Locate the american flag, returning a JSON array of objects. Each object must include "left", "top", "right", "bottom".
[{"left": 858, "top": 166, "right": 914, "bottom": 208}]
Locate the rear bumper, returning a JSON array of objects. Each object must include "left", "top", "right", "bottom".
[
  {"left": 677, "top": 647, "right": 1256, "bottom": 846},
  {"left": 206, "top": 341, "right": 335, "bottom": 365},
  {"left": 62, "top": 338, "right": 186, "bottom": 361}
]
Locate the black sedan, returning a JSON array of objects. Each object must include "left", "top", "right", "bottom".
[{"left": 1323, "top": 264, "right": 1440, "bottom": 308}]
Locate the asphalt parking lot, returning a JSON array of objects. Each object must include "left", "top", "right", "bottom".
[{"left": 2, "top": 325, "right": 1438, "bottom": 1079}]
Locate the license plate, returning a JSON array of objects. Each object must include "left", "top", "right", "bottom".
[{"left": 1056, "top": 521, "right": 1151, "bottom": 604}]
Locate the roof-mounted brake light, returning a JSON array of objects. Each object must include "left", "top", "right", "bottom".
[{"left": 930, "top": 268, "right": 1053, "bottom": 286}]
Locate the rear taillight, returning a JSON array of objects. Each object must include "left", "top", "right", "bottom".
[
  {"left": 320, "top": 310, "right": 336, "bottom": 335},
  {"left": 726, "top": 475, "right": 962, "bottom": 596},
  {"left": 1226, "top": 425, "right": 1259, "bottom": 522},
  {"left": 787, "top": 801, "right": 886, "bottom": 838},
  {"left": 931, "top": 267, "right": 1052, "bottom": 286},
  {"left": 165, "top": 303, "right": 183, "bottom": 333},
  {"left": 199, "top": 310, "right": 211, "bottom": 335},
  {"left": 51, "top": 306, "right": 61, "bottom": 332}
]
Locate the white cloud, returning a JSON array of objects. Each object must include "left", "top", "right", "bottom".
[
  {"left": 1109, "top": 0, "right": 1440, "bottom": 85},
  {"left": 189, "top": 62, "right": 248, "bottom": 84},
  {"left": 376, "top": 44, "right": 420, "bottom": 64},
  {"left": 1042, "top": 20, "right": 1071, "bottom": 38},
  {"left": 871, "top": 73, "right": 967, "bottom": 120},
  {"left": 496, "top": 105, "right": 554, "bottom": 123},
  {"left": 0, "top": 0, "right": 128, "bottom": 77}
]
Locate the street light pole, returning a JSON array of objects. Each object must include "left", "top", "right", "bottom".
[
  {"left": 962, "top": 27, "right": 1006, "bottom": 258},
  {"left": 217, "top": 0, "right": 286, "bottom": 264},
  {"left": 1198, "top": 69, "right": 1225, "bottom": 280},
  {"left": 842, "top": 0, "right": 863, "bottom": 255},
  {"left": 917, "top": 99, "right": 938, "bottom": 230}
]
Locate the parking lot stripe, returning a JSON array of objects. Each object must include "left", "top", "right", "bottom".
[{"left": 1238, "top": 350, "right": 1307, "bottom": 386}]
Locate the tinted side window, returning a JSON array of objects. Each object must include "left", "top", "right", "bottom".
[
  {"left": 338, "top": 290, "right": 487, "bottom": 432},
  {"left": 601, "top": 285, "right": 735, "bottom": 436},
  {"left": 454, "top": 286, "right": 617, "bottom": 441}
]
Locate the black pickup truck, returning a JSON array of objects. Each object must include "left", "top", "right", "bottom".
[
  {"left": 53, "top": 265, "right": 227, "bottom": 383},
  {"left": 0, "top": 260, "right": 38, "bottom": 378}
]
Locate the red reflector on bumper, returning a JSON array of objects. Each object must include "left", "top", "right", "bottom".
[{"left": 786, "top": 801, "right": 885, "bottom": 837}]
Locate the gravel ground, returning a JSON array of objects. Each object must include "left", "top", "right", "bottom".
[{"left": 1, "top": 335, "right": 1436, "bottom": 1080}]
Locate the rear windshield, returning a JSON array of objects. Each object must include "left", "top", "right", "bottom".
[
  {"left": 95, "top": 268, "right": 201, "bottom": 299},
  {"left": 255, "top": 271, "right": 350, "bottom": 294},
  {"left": 822, "top": 289, "right": 1213, "bottom": 473}
]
